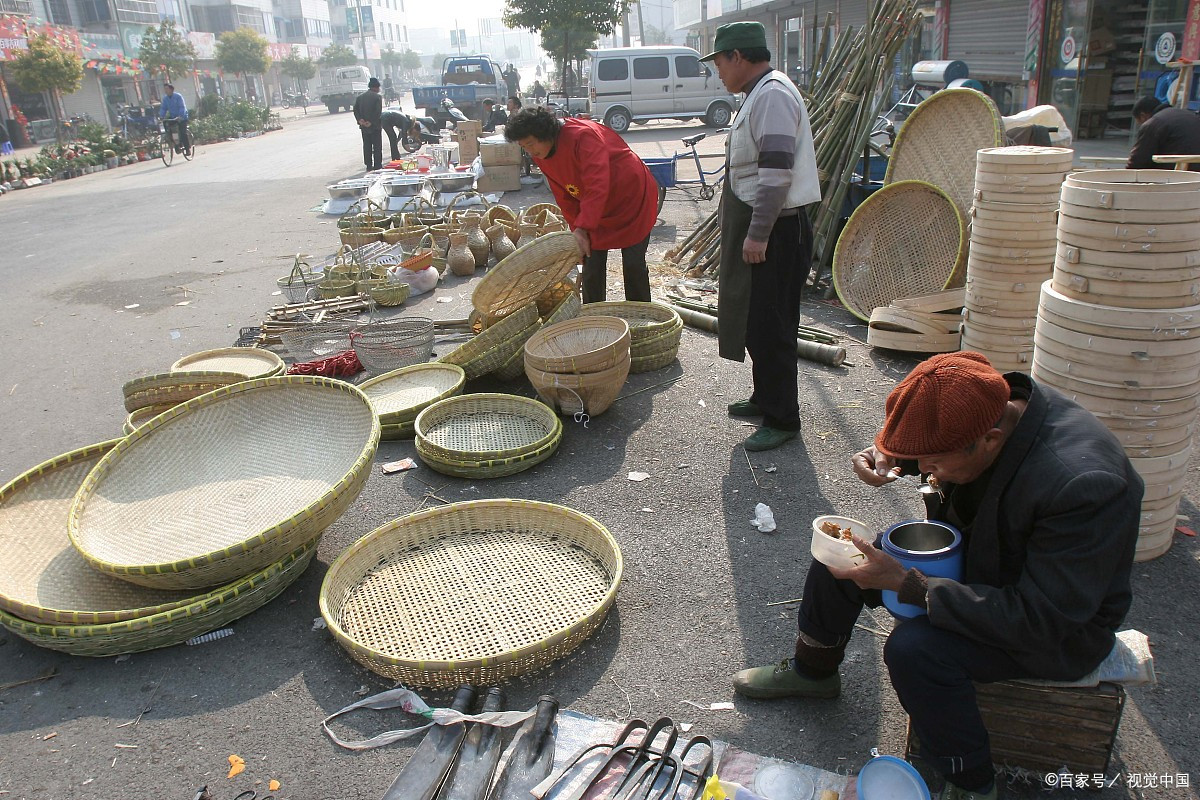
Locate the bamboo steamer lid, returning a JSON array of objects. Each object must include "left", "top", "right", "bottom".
[
  {"left": 1032, "top": 348, "right": 1200, "bottom": 391},
  {"left": 1089, "top": 406, "right": 1200, "bottom": 432},
  {"left": 1032, "top": 340, "right": 1200, "bottom": 384},
  {"left": 966, "top": 274, "right": 1044, "bottom": 294},
  {"left": 974, "top": 356, "right": 1032, "bottom": 374},
  {"left": 1057, "top": 241, "right": 1200, "bottom": 271},
  {"left": 1058, "top": 200, "right": 1200, "bottom": 225},
  {"left": 974, "top": 187, "right": 1062, "bottom": 205},
  {"left": 965, "top": 295, "right": 1040, "bottom": 318},
  {"left": 1038, "top": 281, "right": 1200, "bottom": 333},
  {"left": 974, "top": 197, "right": 1061, "bottom": 214},
  {"left": 1059, "top": 183, "right": 1200, "bottom": 212},
  {"left": 976, "top": 145, "right": 1075, "bottom": 166},
  {"left": 1108, "top": 420, "right": 1196, "bottom": 450},
  {"left": 1056, "top": 215, "right": 1200, "bottom": 247},
  {"left": 970, "top": 205, "right": 1060, "bottom": 225},
  {"left": 1139, "top": 491, "right": 1186, "bottom": 525},
  {"left": 974, "top": 172, "right": 1068, "bottom": 189},
  {"left": 967, "top": 216, "right": 1058, "bottom": 233},
  {"left": 866, "top": 326, "right": 962, "bottom": 353},
  {"left": 1033, "top": 357, "right": 1200, "bottom": 401},
  {"left": 967, "top": 261, "right": 1053, "bottom": 281},
  {"left": 1053, "top": 256, "right": 1200, "bottom": 285},
  {"left": 1035, "top": 315, "right": 1200, "bottom": 359},
  {"left": 1050, "top": 278, "right": 1200, "bottom": 310},
  {"left": 1085, "top": 397, "right": 1200, "bottom": 426},
  {"left": 963, "top": 307, "right": 1036, "bottom": 330},
  {"left": 1135, "top": 514, "right": 1177, "bottom": 562},
  {"left": 961, "top": 324, "right": 1034, "bottom": 349},
  {"left": 969, "top": 227, "right": 1058, "bottom": 245},
  {"left": 1053, "top": 266, "right": 1200, "bottom": 303},
  {"left": 869, "top": 307, "right": 961, "bottom": 336},
  {"left": 1131, "top": 443, "right": 1193, "bottom": 473},
  {"left": 1065, "top": 168, "right": 1200, "bottom": 191},
  {"left": 890, "top": 288, "right": 966, "bottom": 313},
  {"left": 975, "top": 162, "right": 1072, "bottom": 177},
  {"left": 968, "top": 241, "right": 1058, "bottom": 261},
  {"left": 1036, "top": 304, "right": 1199, "bottom": 343},
  {"left": 1142, "top": 475, "right": 1190, "bottom": 503}
]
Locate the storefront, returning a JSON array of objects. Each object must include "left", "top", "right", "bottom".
[
  {"left": 0, "top": 14, "right": 83, "bottom": 144},
  {"left": 944, "top": 0, "right": 1031, "bottom": 112}
]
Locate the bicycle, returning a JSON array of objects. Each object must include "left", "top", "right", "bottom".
[
  {"left": 159, "top": 118, "right": 194, "bottom": 166},
  {"left": 642, "top": 129, "right": 729, "bottom": 212}
]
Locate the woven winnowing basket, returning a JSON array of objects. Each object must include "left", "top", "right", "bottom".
[
  {"left": 439, "top": 303, "right": 540, "bottom": 380},
  {"left": 885, "top": 88, "right": 1004, "bottom": 219},
  {"left": 472, "top": 233, "right": 580, "bottom": 321},
  {"left": 122, "top": 372, "right": 246, "bottom": 413},
  {"left": 171, "top": 348, "right": 285, "bottom": 379},
  {"left": 0, "top": 441, "right": 194, "bottom": 625},
  {"left": 69, "top": 377, "right": 380, "bottom": 590},
  {"left": 833, "top": 180, "right": 968, "bottom": 322},
  {"left": 0, "top": 540, "right": 317, "bottom": 657},
  {"left": 319, "top": 499, "right": 621, "bottom": 686},
  {"left": 359, "top": 363, "right": 466, "bottom": 424}
]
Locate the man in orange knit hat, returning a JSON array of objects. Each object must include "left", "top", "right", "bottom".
[{"left": 731, "top": 352, "right": 1142, "bottom": 800}]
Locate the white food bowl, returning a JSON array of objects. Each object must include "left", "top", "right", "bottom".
[{"left": 811, "top": 515, "right": 871, "bottom": 570}]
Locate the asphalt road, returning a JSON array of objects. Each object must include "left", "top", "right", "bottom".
[{"left": 0, "top": 109, "right": 1197, "bottom": 800}]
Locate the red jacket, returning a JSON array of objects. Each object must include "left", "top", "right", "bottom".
[{"left": 532, "top": 118, "right": 658, "bottom": 250}]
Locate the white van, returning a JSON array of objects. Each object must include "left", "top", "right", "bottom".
[{"left": 587, "top": 46, "right": 738, "bottom": 133}]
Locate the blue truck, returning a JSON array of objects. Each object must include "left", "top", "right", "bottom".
[{"left": 412, "top": 56, "right": 508, "bottom": 126}]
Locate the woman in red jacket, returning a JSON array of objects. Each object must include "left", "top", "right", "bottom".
[{"left": 505, "top": 108, "right": 659, "bottom": 303}]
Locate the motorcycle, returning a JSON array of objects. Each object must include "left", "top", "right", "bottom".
[
  {"left": 280, "top": 89, "right": 309, "bottom": 109},
  {"left": 425, "top": 96, "right": 472, "bottom": 131},
  {"left": 403, "top": 116, "right": 442, "bottom": 153}
]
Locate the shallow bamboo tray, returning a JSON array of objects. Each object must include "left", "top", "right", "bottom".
[
  {"left": 576, "top": 302, "right": 682, "bottom": 344},
  {"left": 415, "top": 393, "right": 562, "bottom": 467},
  {"left": 891, "top": 289, "right": 966, "bottom": 313},
  {"left": 1059, "top": 201, "right": 1200, "bottom": 225},
  {"left": 1060, "top": 184, "right": 1200, "bottom": 212},
  {"left": 123, "top": 382, "right": 234, "bottom": 413},
  {"left": 832, "top": 180, "right": 967, "bottom": 321},
  {"left": 124, "top": 404, "right": 175, "bottom": 435},
  {"left": 0, "top": 541, "right": 316, "bottom": 656},
  {"left": 867, "top": 327, "right": 962, "bottom": 353},
  {"left": 870, "top": 307, "right": 959, "bottom": 336},
  {"left": 524, "top": 316, "right": 632, "bottom": 374},
  {"left": 69, "top": 377, "right": 379, "bottom": 590},
  {"left": 0, "top": 441, "right": 198, "bottom": 625},
  {"left": 630, "top": 347, "right": 679, "bottom": 373},
  {"left": 976, "top": 146, "right": 1074, "bottom": 167},
  {"left": 171, "top": 348, "right": 285, "bottom": 379},
  {"left": 359, "top": 363, "right": 466, "bottom": 424},
  {"left": 320, "top": 499, "right": 620, "bottom": 686},
  {"left": 472, "top": 232, "right": 580, "bottom": 321},
  {"left": 439, "top": 303, "right": 540, "bottom": 380}
]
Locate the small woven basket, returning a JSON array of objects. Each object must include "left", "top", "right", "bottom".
[
  {"left": 276, "top": 258, "right": 324, "bottom": 304},
  {"left": 524, "top": 316, "right": 631, "bottom": 374},
  {"left": 484, "top": 204, "right": 517, "bottom": 227},
  {"left": 340, "top": 226, "right": 386, "bottom": 248},
  {"left": 359, "top": 279, "right": 411, "bottom": 307},
  {"left": 577, "top": 301, "right": 681, "bottom": 345},
  {"left": 319, "top": 499, "right": 621, "bottom": 686},
  {"left": 495, "top": 320, "right": 544, "bottom": 381},
  {"left": 318, "top": 276, "right": 357, "bottom": 299},
  {"left": 414, "top": 393, "right": 562, "bottom": 477},
  {"left": 382, "top": 225, "right": 429, "bottom": 247},
  {"left": 521, "top": 203, "right": 562, "bottom": 224},
  {"left": 171, "top": 348, "right": 286, "bottom": 379}
]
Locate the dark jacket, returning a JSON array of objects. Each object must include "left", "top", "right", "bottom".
[
  {"left": 353, "top": 90, "right": 382, "bottom": 130},
  {"left": 481, "top": 108, "right": 508, "bottom": 133},
  {"left": 923, "top": 373, "right": 1142, "bottom": 680},
  {"left": 1127, "top": 103, "right": 1200, "bottom": 170}
]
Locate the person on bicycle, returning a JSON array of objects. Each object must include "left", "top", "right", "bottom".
[
  {"left": 506, "top": 107, "right": 658, "bottom": 304},
  {"left": 381, "top": 108, "right": 418, "bottom": 161},
  {"left": 158, "top": 84, "right": 190, "bottom": 153}
]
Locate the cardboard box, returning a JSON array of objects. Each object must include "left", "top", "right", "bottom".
[
  {"left": 456, "top": 120, "right": 483, "bottom": 137},
  {"left": 476, "top": 164, "right": 522, "bottom": 193},
  {"left": 456, "top": 131, "right": 479, "bottom": 162},
  {"left": 480, "top": 141, "right": 523, "bottom": 167}
]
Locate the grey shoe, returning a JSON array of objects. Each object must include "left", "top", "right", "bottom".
[{"left": 732, "top": 658, "right": 840, "bottom": 699}]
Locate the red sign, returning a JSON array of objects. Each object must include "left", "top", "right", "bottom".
[
  {"left": 269, "top": 42, "right": 297, "bottom": 61},
  {"left": 0, "top": 14, "right": 82, "bottom": 61},
  {"left": 1184, "top": 0, "right": 1200, "bottom": 61}
]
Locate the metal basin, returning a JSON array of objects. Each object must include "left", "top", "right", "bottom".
[
  {"left": 381, "top": 177, "right": 425, "bottom": 197},
  {"left": 425, "top": 173, "right": 474, "bottom": 193},
  {"left": 327, "top": 180, "right": 372, "bottom": 200}
]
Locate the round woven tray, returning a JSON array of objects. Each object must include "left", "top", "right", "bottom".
[
  {"left": 884, "top": 88, "right": 1003, "bottom": 218},
  {"left": 0, "top": 541, "right": 316, "bottom": 657},
  {"left": 122, "top": 372, "right": 246, "bottom": 412},
  {"left": 0, "top": 441, "right": 197, "bottom": 624},
  {"left": 123, "top": 382, "right": 234, "bottom": 414},
  {"left": 171, "top": 348, "right": 285, "bottom": 379},
  {"left": 577, "top": 302, "right": 682, "bottom": 344},
  {"left": 124, "top": 404, "right": 174, "bottom": 435},
  {"left": 439, "top": 303, "right": 540, "bottom": 380},
  {"left": 359, "top": 363, "right": 466, "bottom": 424},
  {"left": 524, "top": 316, "right": 632, "bottom": 374},
  {"left": 69, "top": 377, "right": 379, "bottom": 590},
  {"left": 319, "top": 498, "right": 621, "bottom": 686},
  {"left": 833, "top": 180, "right": 968, "bottom": 321},
  {"left": 472, "top": 232, "right": 580, "bottom": 321},
  {"left": 415, "top": 393, "right": 562, "bottom": 465},
  {"left": 630, "top": 347, "right": 679, "bottom": 373}
]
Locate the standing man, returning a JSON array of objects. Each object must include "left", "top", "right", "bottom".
[
  {"left": 1127, "top": 94, "right": 1200, "bottom": 170},
  {"left": 353, "top": 77, "right": 384, "bottom": 172},
  {"left": 158, "top": 83, "right": 190, "bottom": 154},
  {"left": 701, "top": 22, "right": 820, "bottom": 452}
]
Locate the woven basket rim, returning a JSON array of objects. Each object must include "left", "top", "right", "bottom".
[
  {"left": 577, "top": 301, "right": 682, "bottom": 340},
  {"left": 0, "top": 541, "right": 316, "bottom": 653},
  {"left": 414, "top": 392, "right": 562, "bottom": 461},
  {"left": 171, "top": 348, "right": 285, "bottom": 380},
  {"left": 123, "top": 371, "right": 246, "bottom": 398},
  {"left": 440, "top": 303, "right": 539, "bottom": 373},
  {"left": 471, "top": 232, "right": 580, "bottom": 319},
  {"left": 832, "top": 179, "right": 968, "bottom": 322},
  {"left": 68, "top": 376, "right": 380, "bottom": 579},
  {"left": 525, "top": 316, "right": 631, "bottom": 374},
  {"left": 318, "top": 498, "right": 622, "bottom": 671},
  {"left": 359, "top": 363, "right": 467, "bottom": 421}
]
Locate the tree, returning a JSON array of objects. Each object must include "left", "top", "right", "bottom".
[
  {"left": 216, "top": 28, "right": 271, "bottom": 101},
  {"left": 504, "top": 0, "right": 629, "bottom": 91},
  {"left": 279, "top": 51, "right": 317, "bottom": 91},
  {"left": 540, "top": 22, "right": 596, "bottom": 78},
  {"left": 401, "top": 50, "right": 422, "bottom": 71},
  {"left": 642, "top": 23, "right": 672, "bottom": 45},
  {"left": 9, "top": 33, "right": 82, "bottom": 144},
  {"left": 319, "top": 44, "right": 358, "bottom": 67},
  {"left": 138, "top": 19, "right": 196, "bottom": 82}
]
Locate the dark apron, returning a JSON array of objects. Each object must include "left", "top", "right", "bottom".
[{"left": 717, "top": 180, "right": 753, "bottom": 362}]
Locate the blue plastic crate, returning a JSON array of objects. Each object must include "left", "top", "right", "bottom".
[{"left": 643, "top": 157, "right": 677, "bottom": 188}]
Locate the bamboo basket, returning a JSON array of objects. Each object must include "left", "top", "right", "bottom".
[
  {"left": 472, "top": 232, "right": 581, "bottom": 321},
  {"left": 358, "top": 362, "right": 466, "bottom": 424},
  {"left": 171, "top": 348, "right": 285, "bottom": 379},
  {"left": 485, "top": 204, "right": 517, "bottom": 227},
  {"left": 524, "top": 316, "right": 631, "bottom": 374},
  {"left": 577, "top": 301, "right": 682, "bottom": 345},
  {"left": 382, "top": 224, "right": 429, "bottom": 248},
  {"left": 68, "top": 377, "right": 379, "bottom": 590},
  {"left": 276, "top": 258, "right": 324, "bottom": 304},
  {"left": 414, "top": 393, "right": 563, "bottom": 477},
  {"left": 438, "top": 303, "right": 540, "bottom": 379},
  {"left": 319, "top": 499, "right": 620, "bottom": 686},
  {"left": 340, "top": 226, "right": 386, "bottom": 248},
  {"left": 520, "top": 203, "right": 562, "bottom": 224},
  {"left": 495, "top": 320, "right": 544, "bottom": 381},
  {"left": 526, "top": 353, "right": 631, "bottom": 418},
  {"left": 124, "top": 404, "right": 174, "bottom": 435}
]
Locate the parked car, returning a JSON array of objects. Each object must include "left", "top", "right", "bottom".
[{"left": 587, "top": 46, "right": 738, "bottom": 133}]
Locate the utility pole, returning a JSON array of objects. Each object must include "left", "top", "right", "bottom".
[
  {"left": 357, "top": 0, "right": 368, "bottom": 65},
  {"left": 622, "top": 9, "right": 631, "bottom": 47},
  {"left": 635, "top": 0, "right": 645, "bottom": 45}
]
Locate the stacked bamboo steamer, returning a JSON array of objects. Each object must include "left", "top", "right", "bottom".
[
  {"left": 961, "top": 146, "right": 1074, "bottom": 373},
  {"left": 1032, "top": 169, "right": 1200, "bottom": 561}
]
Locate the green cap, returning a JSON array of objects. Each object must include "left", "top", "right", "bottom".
[{"left": 699, "top": 21, "right": 768, "bottom": 61}]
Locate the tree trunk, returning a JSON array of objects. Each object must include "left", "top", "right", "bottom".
[{"left": 52, "top": 88, "right": 63, "bottom": 146}]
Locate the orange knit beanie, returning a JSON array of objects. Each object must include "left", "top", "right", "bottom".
[{"left": 874, "top": 352, "right": 1011, "bottom": 459}]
